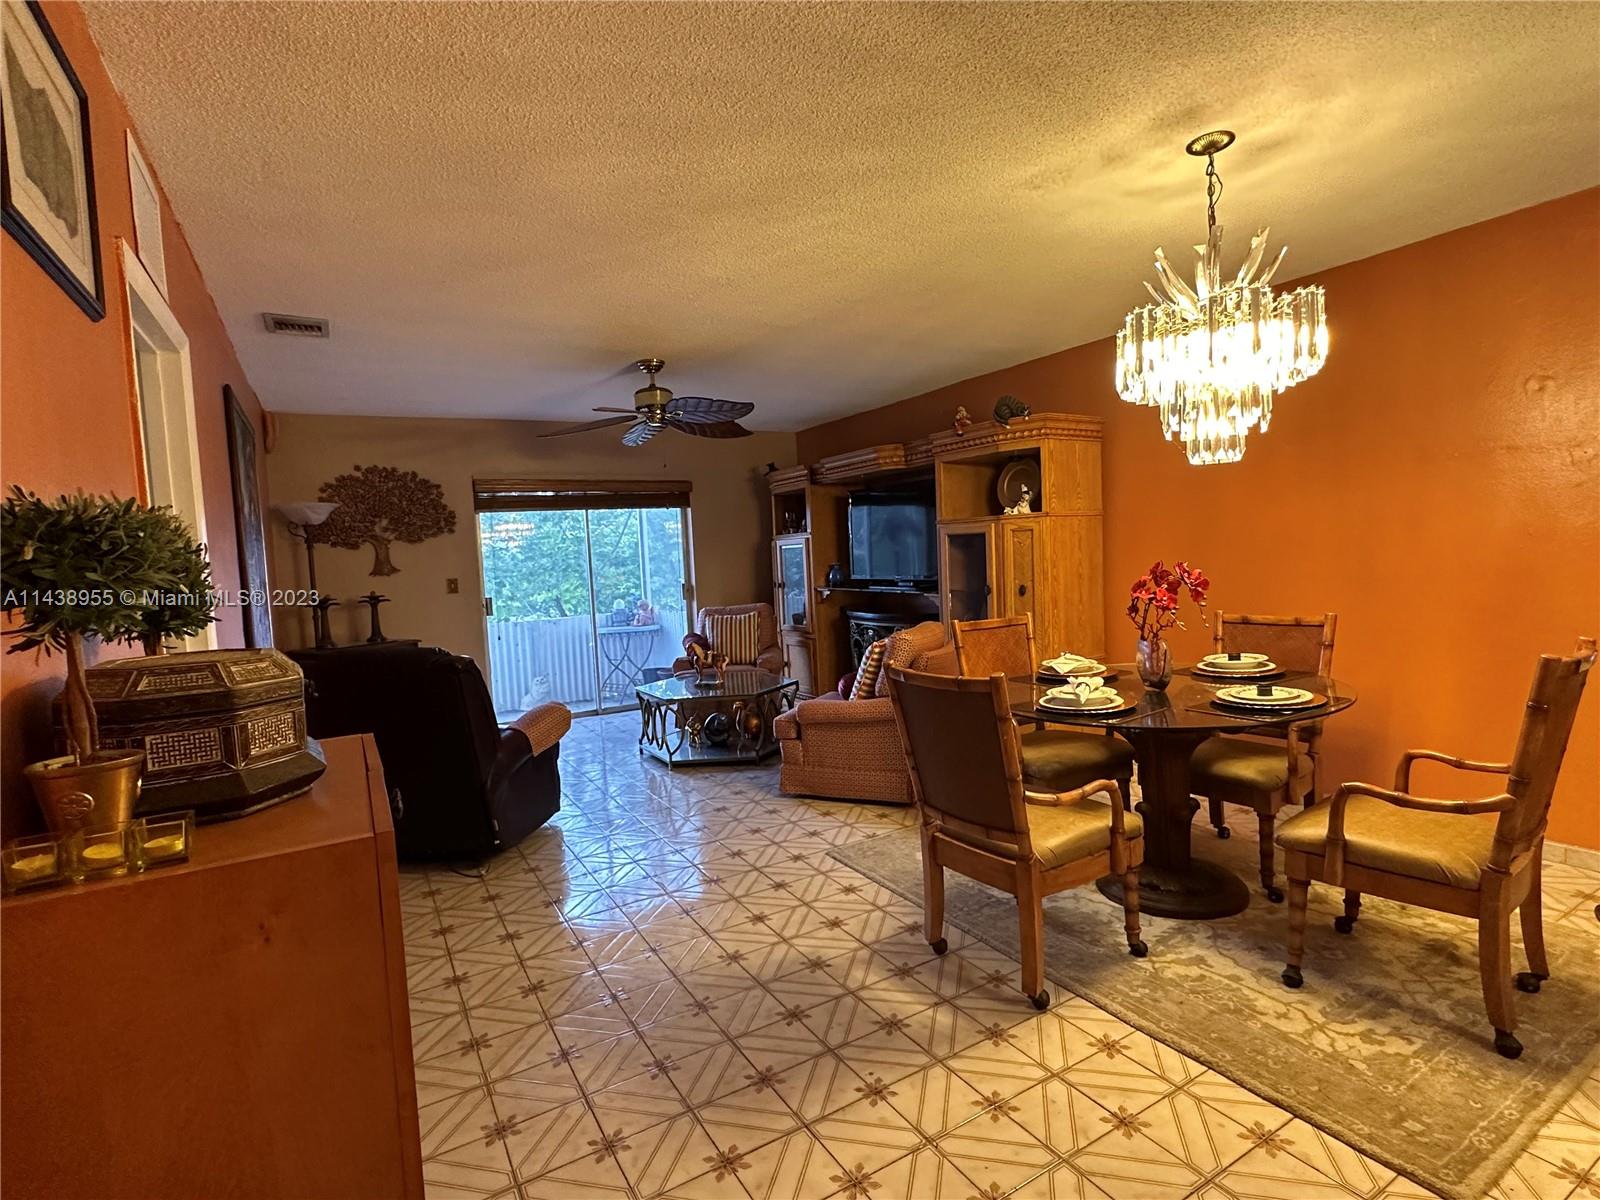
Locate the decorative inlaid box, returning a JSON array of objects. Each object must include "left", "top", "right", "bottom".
[{"left": 80, "top": 650, "right": 326, "bottom": 822}]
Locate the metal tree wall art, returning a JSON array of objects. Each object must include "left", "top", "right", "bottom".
[{"left": 309, "top": 464, "right": 456, "bottom": 576}]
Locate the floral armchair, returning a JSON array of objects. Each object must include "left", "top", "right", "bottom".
[{"left": 774, "top": 621, "right": 955, "bottom": 804}]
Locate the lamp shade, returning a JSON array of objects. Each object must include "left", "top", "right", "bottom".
[{"left": 275, "top": 502, "right": 338, "bottom": 527}]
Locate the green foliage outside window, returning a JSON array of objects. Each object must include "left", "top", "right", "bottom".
[{"left": 479, "top": 507, "right": 686, "bottom": 625}]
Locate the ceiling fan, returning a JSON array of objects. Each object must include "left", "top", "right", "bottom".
[{"left": 540, "top": 359, "right": 755, "bottom": 447}]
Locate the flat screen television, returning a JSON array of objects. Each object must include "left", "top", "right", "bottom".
[{"left": 847, "top": 486, "right": 936, "bottom": 587}]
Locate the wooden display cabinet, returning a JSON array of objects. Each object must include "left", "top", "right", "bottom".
[
  {"left": 939, "top": 520, "right": 996, "bottom": 625},
  {"left": 929, "top": 417, "right": 1105, "bottom": 658},
  {"left": 773, "top": 533, "right": 818, "bottom": 696}
]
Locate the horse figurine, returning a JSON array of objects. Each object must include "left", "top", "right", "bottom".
[{"left": 682, "top": 633, "right": 729, "bottom": 683}]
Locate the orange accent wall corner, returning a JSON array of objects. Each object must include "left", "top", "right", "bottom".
[{"left": 1, "top": 1, "right": 268, "bottom": 839}]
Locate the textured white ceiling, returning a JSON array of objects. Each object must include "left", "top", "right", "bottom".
[{"left": 85, "top": 2, "right": 1600, "bottom": 431}]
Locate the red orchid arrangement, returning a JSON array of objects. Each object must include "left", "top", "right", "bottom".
[{"left": 1127, "top": 560, "right": 1210, "bottom": 642}]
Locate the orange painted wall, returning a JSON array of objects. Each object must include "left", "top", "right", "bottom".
[
  {"left": 799, "top": 190, "right": 1600, "bottom": 850},
  {"left": 1, "top": 1, "right": 268, "bottom": 837}
]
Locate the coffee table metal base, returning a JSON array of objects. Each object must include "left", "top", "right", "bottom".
[{"left": 637, "top": 680, "right": 798, "bottom": 768}]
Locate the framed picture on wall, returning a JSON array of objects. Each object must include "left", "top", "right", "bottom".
[
  {"left": 224, "top": 385, "right": 274, "bottom": 649},
  {"left": 1, "top": 0, "right": 104, "bottom": 320}
]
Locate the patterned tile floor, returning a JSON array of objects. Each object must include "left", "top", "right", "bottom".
[{"left": 402, "top": 713, "right": 1600, "bottom": 1200}]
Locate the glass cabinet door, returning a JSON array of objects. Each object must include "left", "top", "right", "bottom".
[
  {"left": 776, "top": 537, "right": 810, "bottom": 628},
  {"left": 940, "top": 524, "right": 993, "bottom": 624}
]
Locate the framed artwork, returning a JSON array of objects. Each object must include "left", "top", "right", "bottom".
[
  {"left": 1, "top": 0, "right": 103, "bottom": 320},
  {"left": 224, "top": 385, "right": 273, "bottom": 649}
]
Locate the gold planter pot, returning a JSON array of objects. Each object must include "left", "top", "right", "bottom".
[{"left": 24, "top": 751, "right": 145, "bottom": 834}]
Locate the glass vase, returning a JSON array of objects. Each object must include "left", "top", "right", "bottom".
[{"left": 1136, "top": 637, "right": 1173, "bottom": 691}]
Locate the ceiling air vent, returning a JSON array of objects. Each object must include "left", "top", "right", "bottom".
[{"left": 262, "top": 312, "right": 330, "bottom": 338}]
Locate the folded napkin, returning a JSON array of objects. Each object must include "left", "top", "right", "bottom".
[
  {"left": 1048, "top": 676, "right": 1120, "bottom": 706},
  {"left": 1042, "top": 652, "right": 1099, "bottom": 674}
]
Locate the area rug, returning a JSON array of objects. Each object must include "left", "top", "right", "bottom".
[{"left": 830, "top": 827, "right": 1600, "bottom": 1200}]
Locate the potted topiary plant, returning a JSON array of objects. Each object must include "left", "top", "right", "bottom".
[{"left": 1, "top": 488, "right": 217, "bottom": 831}]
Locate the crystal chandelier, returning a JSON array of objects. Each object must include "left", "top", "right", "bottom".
[{"left": 1115, "top": 131, "right": 1328, "bottom": 465}]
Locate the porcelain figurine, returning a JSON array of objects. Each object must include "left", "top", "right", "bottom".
[{"left": 1003, "top": 483, "right": 1034, "bottom": 515}]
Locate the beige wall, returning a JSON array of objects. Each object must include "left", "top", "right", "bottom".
[{"left": 264, "top": 413, "right": 796, "bottom": 668}]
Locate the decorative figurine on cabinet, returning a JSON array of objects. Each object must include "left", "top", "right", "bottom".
[
  {"left": 1003, "top": 484, "right": 1035, "bottom": 515},
  {"left": 952, "top": 406, "right": 972, "bottom": 436}
]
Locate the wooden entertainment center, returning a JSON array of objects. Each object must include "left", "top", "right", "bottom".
[{"left": 769, "top": 413, "right": 1104, "bottom": 696}]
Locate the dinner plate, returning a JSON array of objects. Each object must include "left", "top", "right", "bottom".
[
  {"left": 1214, "top": 684, "right": 1320, "bottom": 709},
  {"left": 1193, "top": 661, "right": 1280, "bottom": 679},
  {"left": 1199, "top": 653, "right": 1272, "bottom": 670},
  {"left": 1039, "top": 692, "right": 1135, "bottom": 715}
]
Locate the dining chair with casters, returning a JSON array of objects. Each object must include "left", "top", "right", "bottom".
[
  {"left": 1275, "top": 637, "right": 1596, "bottom": 1059},
  {"left": 952, "top": 615, "right": 1136, "bottom": 810},
  {"left": 1190, "top": 612, "right": 1338, "bottom": 902},
  {"left": 885, "top": 666, "right": 1148, "bottom": 1012}
]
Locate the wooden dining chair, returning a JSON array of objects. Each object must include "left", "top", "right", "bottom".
[
  {"left": 1191, "top": 612, "right": 1338, "bottom": 901},
  {"left": 952, "top": 615, "right": 1136, "bottom": 808},
  {"left": 885, "top": 665, "right": 1148, "bottom": 1011},
  {"left": 1276, "top": 637, "right": 1596, "bottom": 1058}
]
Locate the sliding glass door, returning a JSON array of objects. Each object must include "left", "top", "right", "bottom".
[{"left": 479, "top": 504, "right": 690, "bottom": 719}]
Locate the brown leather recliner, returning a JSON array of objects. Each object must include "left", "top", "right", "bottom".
[{"left": 295, "top": 644, "right": 569, "bottom": 861}]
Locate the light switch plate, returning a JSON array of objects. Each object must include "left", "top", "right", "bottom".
[{"left": 446, "top": 578, "right": 460, "bottom": 594}]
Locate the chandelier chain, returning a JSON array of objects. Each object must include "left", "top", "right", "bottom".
[{"left": 1205, "top": 155, "right": 1223, "bottom": 232}]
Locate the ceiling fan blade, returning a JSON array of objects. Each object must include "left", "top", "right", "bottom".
[
  {"left": 666, "top": 397, "right": 755, "bottom": 424},
  {"left": 621, "top": 421, "right": 661, "bottom": 448},
  {"left": 665, "top": 418, "right": 753, "bottom": 439},
  {"left": 538, "top": 414, "right": 637, "bottom": 438}
]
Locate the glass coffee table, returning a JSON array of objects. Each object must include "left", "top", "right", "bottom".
[{"left": 635, "top": 667, "right": 799, "bottom": 766}]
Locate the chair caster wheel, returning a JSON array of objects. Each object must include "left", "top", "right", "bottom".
[
  {"left": 929, "top": 938, "right": 949, "bottom": 956},
  {"left": 1265, "top": 886, "right": 1285, "bottom": 904},
  {"left": 1514, "top": 971, "right": 1546, "bottom": 994},
  {"left": 1493, "top": 1029, "right": 1523, "bottom": 1059},
  {"left": 1029, "top": 990, "right": 1050, "bottom": 1011},
  {"left": 1333, "top": 915, "right": 1355, "bottom": 934},
  {"left": 1215, "top": 826, "right": 1231, "bottom": 840},
  {"left": 1281, "top": 965, "right": 1303, "bottom": 989},
  {"left": 1128, "top": 940, "right": 1149, "bottom": 958}
]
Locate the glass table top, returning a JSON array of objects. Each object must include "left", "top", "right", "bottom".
[
  {"left": 1008, "top": 665, "right": 1357, "bottom": 734},
  {"left": 636, "top": 667, "right": 795, "bottom": 702}
]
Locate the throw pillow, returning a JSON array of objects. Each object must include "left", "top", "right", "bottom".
[
  {"left": 849, "top": 640, "right": 887, "bottom": 700},
  {"left": 874, "top": 621, "right": 943, "bottom": 696},
  {"left": 703, "top": 611, "right": 760, "bottom": 665}
]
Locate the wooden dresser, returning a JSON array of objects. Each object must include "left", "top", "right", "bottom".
[{"left": 1, "top": 734, "right": 423, "bottom": 1200}]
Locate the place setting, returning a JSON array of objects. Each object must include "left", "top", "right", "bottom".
[
  {"left": 1034, "top": 672, "right": 1138, "bottom": 717},
  {"left": 1191, "top": 651, "right": 1284, "bottom": 680},
  {"left": 1036, "top": 650, "right": 1116, "bottom": 684},
  {"left": 1209, "top": 679, "right": 1331, "bottom": 714}
]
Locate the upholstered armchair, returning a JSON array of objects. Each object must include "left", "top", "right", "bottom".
[
  {"left": 670, "top": 603, "right": 784, "bottom": 674},
  {"left": 1276, "top": 637, "right": 1595, "bottom": 1059},
  {"left": 886, "top": 665, "right": 1147, "bottom": 1011},
  {"left": 775, "top": 620, "right": 953, "bottom": 804}
]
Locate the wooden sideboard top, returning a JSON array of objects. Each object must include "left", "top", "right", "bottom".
[{"left": 2, "top": 733, "right": 386, "bottom": 912}]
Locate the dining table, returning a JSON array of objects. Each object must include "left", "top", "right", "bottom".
[{"left": 1008, "top": 665, "right": 1357, "bottom": 920}]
